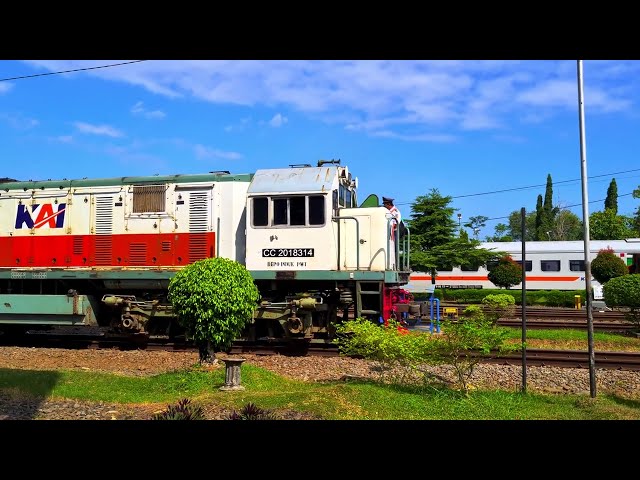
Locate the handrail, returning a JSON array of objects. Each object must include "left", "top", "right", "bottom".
[
  {"left": 386, "top": 217, "right": 399, "bottom": 270},
  {"left": 403, "top": 225, "right": 411, "bottom": 271},
  {"left": 386, "top": 219, "right": 410, "bottom": 271},
  {"left": 333, "top": 216, "right": 360, "bottom": 271}
]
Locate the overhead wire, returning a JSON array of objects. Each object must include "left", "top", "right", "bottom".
[
  {"left": 0, "top": 60, "right": 148, "bottom": 82},
  {"left": 484, "top": 192, "right": 636, "bottom": 222},
  {"left": 395, "top": 167, "right": 640, "bottom": 206}
]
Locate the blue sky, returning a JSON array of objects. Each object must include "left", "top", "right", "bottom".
[{"left": 1, "top": 60, "right": 640, "bottom": 239}]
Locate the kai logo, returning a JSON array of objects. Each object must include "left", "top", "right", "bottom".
[{"left": 15, "top": 203, "right": 66, "bottom": 229}]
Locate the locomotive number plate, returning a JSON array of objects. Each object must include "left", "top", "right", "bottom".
[{"left": 262, "top": 248, "right": 314, "bottom": 257}]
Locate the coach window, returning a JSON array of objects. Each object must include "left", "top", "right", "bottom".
[
  {"left": 339, "top": 185, "right": 347, "bottom": 207},
  {"left": 541, "top": 260, "right": 561, "bottom": 272},
  {"left": 570, "top": 260, "right": 585, "bottom": 271},
  {"left": 252, "top": 197, "right": 268, "bottom": 227},
  {"left": 516, "top": 260, "right": 533, "bottom": 272}
]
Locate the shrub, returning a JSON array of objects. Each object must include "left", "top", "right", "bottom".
[
  {"left": 591, "top": 248, "right": 628, "bottom": 284},
  {"left": 334, "top": 316, "right": 515, "bottom": 395},
  {"left": 168, "top": 257, "right": 260, "bottom": 363},
  {"left": 225, "top": 403, "right": 277, "bottom": 420},
  {"left": 152, "top": 398, "right": 205, "bottom": 420},
  {"left": 603, "top": 274, "right": 640, "bottom": 327},
  {"left": 481, "top": 294, "right": 516, "bottom": 325},
  {"left": 334, "top": 318, "right": 429, "bottom": 365},
  {"left": 431, "top": 315, "right": 516, "bottom": 394},
  {"left": 487, "top": 255, "right": 522, "bottom": 289},
  {"left": 463, "top": 305, "right": 484, "bottom": 319}
]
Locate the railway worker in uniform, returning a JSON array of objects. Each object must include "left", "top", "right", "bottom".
[
  {"left": 383, "top": 197, "right": 403, "bottom": 269},
  {"left": 382, "top": 197, "right": 402, "bottom": 239}
]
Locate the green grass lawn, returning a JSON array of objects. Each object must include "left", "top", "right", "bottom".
[{"left": 2, "top": 356, "right": 640, "bottom": 420}]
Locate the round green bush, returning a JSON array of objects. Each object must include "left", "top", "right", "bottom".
[
  {"left": 591, "top": 248, "right": 628, "bottom": 284},
  {"left": 603, "top": 274, "right": 640, "bottom": 309},
  {"left": 168, "top": 257, "right": 260, "bottom": 350},
  {"left": 481, "top": 293, "right": 516, "bottom": 308}
]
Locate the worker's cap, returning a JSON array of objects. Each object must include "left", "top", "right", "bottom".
[{"left": 382, "top": 197, "right": 394, "bottom": 204}]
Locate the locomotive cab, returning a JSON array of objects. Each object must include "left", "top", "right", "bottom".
[{"left": 243, "top": 161, "right": 411, "bottom": 343}]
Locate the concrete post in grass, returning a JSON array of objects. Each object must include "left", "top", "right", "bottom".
[{"left": 219, "top": 357, "right": 246, "bottom": 391}]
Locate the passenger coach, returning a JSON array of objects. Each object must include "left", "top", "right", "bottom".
[{"left": 407, "top": 239, "right": 640, "bottom": 292}]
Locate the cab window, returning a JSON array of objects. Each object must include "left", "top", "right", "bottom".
[{"left": 251, "top": 195, "right": 326, "bottom": 228}]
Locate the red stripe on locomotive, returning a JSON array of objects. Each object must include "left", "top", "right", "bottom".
[{"left": 0, "top": 232, "right": 216, "bottom": 267}]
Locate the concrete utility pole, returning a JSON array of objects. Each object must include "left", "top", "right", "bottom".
[
  {"left": 521, "top": 207, "right": 527, "bottom": 394},
  {"left": 577, "top": 59, "right": 596, "bottom": 398}
]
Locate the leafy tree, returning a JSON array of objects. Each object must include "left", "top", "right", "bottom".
[
  {"left": 590, "top": 248, "right": 628, "bottom": 284},
  {"left": 552, "top": 209, "right": 583, "bottom": 240},
  {"left": 485, "top": 223, "right": 512, "bottom": 242},
  {"left": 168, "top": 257, "right": 260, "bottom": 364},
  {"left": 508, "top": 210, "right": 537, "bottom": 241},
  {"left": 633, "top": 185, "right": 640, "bottom": 235},
  {"left": 604, "top": 178, "right": 618, "bottom": 214},
  {"left": 487, "top": 255, "right": 522, "bottom": 289},
  {"left": 603, "top": 274, "right": 640, "bottom": 330},
  {"left": 589, "top": 209, "right": 634, "bottom": 240},
  {"left": 408, "top": 189, "right": 497, "bottom": 281},
  {"left": 463, "top": 215, "right": 488, "bottom": 239}
]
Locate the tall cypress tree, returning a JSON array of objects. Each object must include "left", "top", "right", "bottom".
[
  {"left": 543, "top": 174, "right": 553, "bottom": 216},
  {"left": 541, "top": 174, "right": 555, "bottom": 240},
  {"left": 604, "top": 178, "right": 618, "bottom": 214},
  {"left": 535, "top": 194, "right": 543, "bottom": 240}
]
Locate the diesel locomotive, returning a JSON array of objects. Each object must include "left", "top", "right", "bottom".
[{"left": 0, "top": 160, "right": 414, "bottom": 344}]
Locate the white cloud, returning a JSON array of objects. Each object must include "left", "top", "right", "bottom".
[
  {"left": 516, "top": 79, "right": 630, "bottom": 112},
  {"left": 224, "top": 117, "right": 252, "bottom": 132},
  {"left": 56, "top": 135, "right": 73, "bottom": 143},
  {"left": 268, "top": 113, "right": 288, "bottom": 127},
  {"left": 130, "top": 101, "right": 166, "bottom": 119},
  {"left": 22, "top": 60, "right": 637, "bottom": 137},
  {"left": 0, "top": 113, "right": 39, "bottom": 130},
  {"left": 194, "top": 144, "right": 243, "bottom": 160},
  {"left": 73, "top": 121, "right": 124, "bottom": 138},
  {"left": 371, "top": 130, "right": 457, "bottom": 143},
  {"left": 0, "top": 83, "right": 13, "bottom": 94}
]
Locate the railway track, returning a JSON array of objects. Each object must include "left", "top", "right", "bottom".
[
  {"left": 437, "top": 304, "right": 627, "bottom": 320},
  {"left": 2, "top": 330, "right": 640, "bottom": 370},
  {"left": 495, "top": 319, "right": 636, "bottom": 332},
  {"left": 485, "top": 349, "right": 640, "bottom": 371}
]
